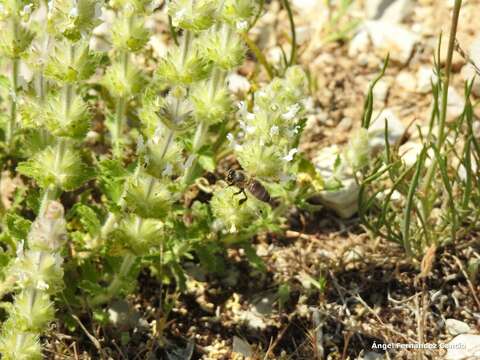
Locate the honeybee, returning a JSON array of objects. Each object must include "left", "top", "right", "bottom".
[{"left": 225, "top": 169, "right": 273, "bottom": 206}]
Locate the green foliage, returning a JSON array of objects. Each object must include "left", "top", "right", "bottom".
[
  {"left": 0, "top": 22, "right": 34, "bottom": 58},
  {"left": 101, "top": 61, "right": 145, "bottom": 99},
  {"left": 47, "top": 0, "right": 101, "bottom": 41},
  {"left": 168, "top": 0, "right": 217, "bottom": 32},
  {"left": 17, "top": 144, "right": 94, "bottom": 191},
  {"left": 156, "top": 46, "right": 212, "bottom": 85},
  {"left": 44, "top": 41, "right": 100, "bottom": 84},
  {"left": 0, "top": 0, "right": 317, "bottom": 356},
  {"left": 111, "top": 15, "right": 150, "bottom": 52}
]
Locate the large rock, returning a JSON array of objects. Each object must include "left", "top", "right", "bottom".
[
  {"left": 365, "top": 21, "right": 418, "bottom": 64},
  {"left": 416, "top": 66, "right": 437, "bottom": 93},
  {"left": 445, "top": 319, "right": 471, "bottom": 336},
  {"left": 312, "top": 145, "right": 360, "bottom": 219},
  {"left": 445, "top": 334, "right": 480, "bottom": 360},
  {"left": 447, "top": 87, "right": 466, "bottom": 120},
  {"left": 365, "top": 0, "right": 413, "bottom": 23},
  {"left": 368, "top": 109, "right": 406, "bottom": 150},
  {"left": 348, "top": 29, "right": 370, "bottom": 57}
]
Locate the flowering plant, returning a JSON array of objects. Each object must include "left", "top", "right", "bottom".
[{"left": 0, "top": 0, "right": 321, "bottom": 356}]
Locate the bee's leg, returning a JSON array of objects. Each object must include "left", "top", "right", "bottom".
[
  {"left": 238, "top": 190, "right": 248, "bottom": 205},
  {"left": 233, "top": 188, "right": 244, "bottom": 196}
]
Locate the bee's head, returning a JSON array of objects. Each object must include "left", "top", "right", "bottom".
[
  {"left": 226, "top": 169, "right": 245, "bottom": 185},
  {"left": 226, "top": 169, "right": 236, "bottom": 184}
]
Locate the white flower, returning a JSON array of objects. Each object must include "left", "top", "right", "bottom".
[
  {"left": 282, "top": 148, "right": 298, "bottom": 162},
  {"left": 246, "top": 113, "right": 255, "bottom": 121},
  {"left": 173, "top": 8, "right": 186, "bottom": 26},
  {"left": 22, "top": 4, "right": 33, "bottom": 15},
  {"left": 236, "top": 20, "right": 248, "bottom": 31},
  {"left": 162, "top": 163, "right": 173, "bottom": 176},
  {"left": 37, "top": 280, "right": 50, "bottom": 290},
  {"left": 69, "top": 6, "right": 78, "bottom": 17},
  {"left": 281, "top": 103, "right": 301, "bottom": 121},
  {"left": 0, "top": 4, "right": 4, "bottom": 14},
  {"left": 270, "top": 125, "right": 279, "bottom": 136},
  {"left": 227, "top": 133, "right": 234, "bottom": 142},
  {"left": 246, "top": 125, "right": 255, "bottom": 134}
]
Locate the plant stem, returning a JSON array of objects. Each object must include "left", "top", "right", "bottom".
[
  {"left": 420, "top": 0, "right": 462, "bottom": 223},
  {"left": 7, "top": 57, "right": 19, "bottom": 150},
  {"left": 91, "top": 253, "right": 136, "bottom": 305},
  {"left": 437, "top": 1, "right": 462, "bottom": 148},
  {"left": 240, "top": 32, "right": 274, "bottom": 80},
  {"left": 281, "top": 0, "right": 296, "bottom": 66},
  {"left": 94, "top": 177, "right": 155, "bottom": 305},
  {"left": 113, "top": 52, "right": 129, "bottom": 157}
]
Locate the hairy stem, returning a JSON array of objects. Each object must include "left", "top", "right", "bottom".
[{"left": 7, "top": 57, "right": 19, "bottom": 150}]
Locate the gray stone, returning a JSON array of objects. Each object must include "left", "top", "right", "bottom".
[
  {"left": 365, "top": 0, "right": 412, "bottom": 23},
  {"left": 365, "top": 21, "right": 418, "bottom": 64},
  {"left": 373, "top": 79, "right": 391, "bottom": 103},
  {"left": 446, "top": 319, "right": 471, "bottom": 336},
  {"left": 312, "top": 145, "right": 360, "bottom": 218},
  {"left": 368, "top": 109, "right": 406, "bottom": 150},
  {"left": 445, "top": 334, "right": 480, "bottom": 360},
  {"left": 416, "top": 66, "right": 437, "bottom": 93},
  {"left": 396, "top": 71, "right": 416, "bottom": 92},
  {"left": 348, "top": 29, "right": 370, "bottom": 57},
  {"left": 447, "top": 87, "right": 465, "bottom": 120}
]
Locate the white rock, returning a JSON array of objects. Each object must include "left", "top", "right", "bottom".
[
  {"left": 296, "top": 26, "right": 312, "bottom": 45},
  {"left": 227, "top": 73, "right": 251, "bottom": 94},
  {"left": 266, "top": 46, "right": 285, "bottom": 66},
  {"left": 399, "top": 141, "right": 423, "bottom": 167},
  {"left": 399, "top": 141, "right": 434, "bottom": 167},
  {"left": 469, "top": 36, "right": 480, "bottom": 70},
  {"left": 348, "top": 29, "right": 370, "bottom": 57},
  {"left": 373, "top": 79, "right": 391, "bottom": 103},
  {"left": 445, "top": 334, "right": 480, "bottom": 360},
  {"left": 416, "top": 66, "right": 437, "bottom": 93},
  {"left": 447, "top": 87, "right": 465, "bottom": 120},
  {"left": 446, "top": 319, "right": 471, "bottom": 336},
  {"left": 368, "top": 109, "right": 406, "bottom": 150},
  {"left": 365, "top": 21, "right": 418, "bottom": 64},
  {"left": 396, "top": 71, "right": 416, "bottom": 92},
  {"left": 365, "top": 0, "right": 412, "bottom": 23},
  {"left": 312, "top": 145, "right": 360, "bottom": 218}
]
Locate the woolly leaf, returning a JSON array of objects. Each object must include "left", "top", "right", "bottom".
[{"left": 17, "top": 145, "right": 94, "bottom": 191}]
